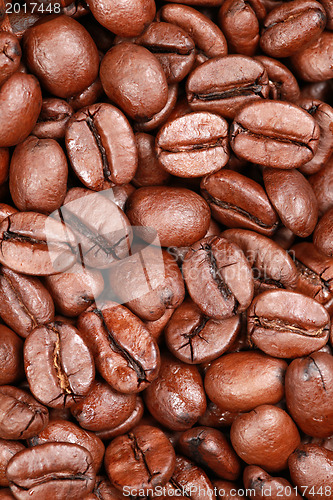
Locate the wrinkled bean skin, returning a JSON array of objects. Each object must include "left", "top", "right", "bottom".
[
  {"left": 6, "top": 442, "right": 96, "bottom": 500},
  {"left": 31, "top": 98, "right": 73, "bottom": 140},
  {"left": 0, "top": 439, "right": 25, "bottom": 487},
  {"left": 243, "top": 465, "right": 302, "bottom": 499},
  {"left": 0, "top": 32, "right": 21, "bottom": 86},
  {"left": 313, "top": 207, "right": 333, "bottom": 256},
  {"left": 0, "top": 326, "right": 23, "bottom": 385}
]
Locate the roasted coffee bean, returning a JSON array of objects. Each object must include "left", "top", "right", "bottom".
[
  {"left": 23, "top": 15, "right": 99, "bottom": 98},
  {"left": 247, "top": 290, "right": 330, "bottom": 358},
  {"left": 0, "top": 149, "right": 9, "bottom": 187},
  {"left": 31, "top": 98, "right": 73, "bottom": 140},
  {"left": 0, "top": 32, "right": 21, "bottom": 86},
  {"left": 91, "top": 476, "right": 125, "bottom": 500},
  {"left": 100, "top": 43, "right": 168, "bottom": 121},
  {"left": 77, "top": 301, "right": 160, "bottom": 393},
  {"left": 105, "top": 425, "right": 176, "bottom": 494},
  {"left": 201, "top": 169, "right": 278, "bottom": 236},
  {"left": 133, "top": 132, "right": 170, "bottom": 187},
  {"left": 95, "top": 396, "right": 144, "bottom": 440},
  {"left": 0, "top": 326, "right": 23, "bottom": 386},
  {"left": 178, "top": 426, "right": 241, "bottom": 480},
  {"left": 290, "top": 31, "right": 333, "bottom": 82},
  {"left": 205, "top": 351, "right": 287, "bottom": 412},
  {"left": 144, "top": 354, "right": 206, "bottom": 431},
  {"left": 126, "top": 187, "right": 211, "bottom": 247},
  {"left": 285, "top": 352, "right": 333, "bottom": 437},
  {"left": 0, "top": 73, "right": 42, "bottom": 148},
  {"left": 182, "top": 236, "right": 254, "bottom": 320},
  {"left": 213, "top": 479, "right": 246, "bottom": 499},
  {"left": 313, "top": 206, "right": 333, "bottom": 256},
  {"left": 199, "top": 401, "right": 240, "bottom": 428},
  {"left": 254, "top": 55, "right": 300, "bottom": 102},
  {"left": 165, "top": 298, "right": 241, "bottom": 364},
  {"left": 0, "top": 386, "right": 48, "bottom": 440},
  {"left": 6, "top": 442, "right": 96, "bottom": 499},
  {"left": 243, "top": 465, "right": 302, "bottom": 499},
  {"left": 67, "top": 76, "right": 104, "bottom": 112},
  {"left": 168, "top": 456, "right": 215, "bottom": 500},
  {"left": 230, "top": 100, "right": 320, "bottom": 168},
  {"left": 309, "top": 157, "right": 333, "bottom": 216},
  {"left": 0, "top": 439, "right": 24, "bottom": 487},
  {"left": 156, "top": 112, "right": 229, "bottom": 178},
  {"left": 133, "top": 83, "right": 178, "bottom": 133},
  {"left": 144, "top": 309, "right": 174, "bottom": 342},
  {"left": 186, "top": 55, "right": 269, "bottom": 119},
  {"left": 0, "top": 266, "right": 54, "bottom": 338},
  {"left": 66, "top": 103, "right": 137, "bottom": 189}
]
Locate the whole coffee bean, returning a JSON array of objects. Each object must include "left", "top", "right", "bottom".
[
  {"left": 230, "top": 100, "right": 320, "bottom": 168},
  {"left": 0, "top": 32, "right": 21, "bottom": 86},
  {"left": 178, "top": 426, "right": 241, "bottom": 480},
  {"left": 105, "top": 425, "right": 176, "bottom": 494},
  {"left": 24, "top": 321, "right": 95, "bottom": 408},
  {"left": 254, "top": 55, "right": 300, "bottom": 102},
  {"left": 201, "top": 169, "right": 278, "bottom": 236},
  {"left": 156, "top": 112, "right": 229, "bottom": 178},
  {"left": 133, "top": 83, "right": 179, "bottom": 133},
  {"left": 0, "top": 266, "right": 54, "bottom": 338},
  {"left": 0, "top": 149, "right": 9, "bottom": 187},
  {"left": 0, "top": 439, "right": 24, "bottom": 487},
  {"left": 66, "top": 103, "right": 138, "bottom": 189},
  {"left": 71, "top": 380, "right": 136, "bottom": 432},
  {"left": 23, "top": 15, "right": 99, "bottom": 98},
  {"left": 31, "top": 98, "right": 73, "bottom": 140},
  {"left": 133, "top": 133, "right": 170, "bottom": 187},
  {"left": 96, "top": 396, "right": 144, "bottom": 440},
  {"left": 231, "top": 404, "right": 300, "bottom": 472},
  {"left": 168, "top": 456, "right": 215, "bottom": 500},
  {"left": 247, "top": 290, "right": 330, "bottom": 358},
  {"left": 0, "top": 212, "right": 77, "bottom": 276},
  {"left": 186, "top": 55, "right": 269, "bottom": 119},
  {"left": 0, "top": 73, "right": 42, "bottom": 148},
  {"left": 199, "top": 401, "right": 240, "bottom": 428},
  {"left": 288, "top": 444, "right": 333, "bottom": 500},
  {"left": 9, "top": 136, "right": 68, "bottom": 214},
  {"left": 77, "top": 301, "right": 160, "bottom": 393},
  {"left": 260, "top": 0, "right": 327, "bottom": 58},
  {"left": 309, "top": 157, "right": 333, "bottom": 216},
  {"left": 243, "top": 465, "right": 302, "bottom": 499},
  {"left": 126, "top": 187, "right": 211, "bottom": 247},
  {"left": 290, "top": 31, "right": 333, "bottom": 82},
  {"left": 205, "top": 351, "right": 287, "bottom": 412},
  {"left": 285, "top": 352, "right": 333, "bottom": 437},
  {"left": 6, "top": 442, "right": 96, "bottom": 499},
  {"left": 100, "top": 43, "right": 168, "bottom": 121},
  {"left": 0, "top": 386, "right": 48, "bottom": 440},
  {"left": 183, "top": 236, "right": 254, "bottom": 320},
  {"left": 144, "top": 354, "right": 206, "bottom": 431},
  {"left": 165, "top": 298, "right": 241, "bottom": 364},
  {"left": 27, "top": 419, "right": 105, "bottom": 473},
  {"left": 313, "top": 206, "right": 333, "bottom": 256},
  {"left": 0, "top": 326, "right": 23, "bottom": 385}
]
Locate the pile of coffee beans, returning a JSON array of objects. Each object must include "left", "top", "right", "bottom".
[{"left": 0, "top": 0, "right": 332, "bottom": 498}]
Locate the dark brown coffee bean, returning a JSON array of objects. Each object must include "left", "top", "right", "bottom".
[
  {"left": 288, "top": 444, "right": 333, "bottom": 500},
  {"left": 105, "top": 425, "right": 176, "bottom": 494},
  {"left": 31, "top": 98, "right": 73, "bottom": 140},
  {"left": 313, "top": 206, "right": 333, "bottom": 257},
  {"left": 178, "top": 426, "right": 241, "bottom": 480},
  {"left": 199, "top": 401, "right": 240, "bottom": 428},
  {"left": 71, "top": 380, "right": 136, "bottom": 432},
  {"left": 165, "top": 298, "right": 241, "bottom": 364},
  {"left": 96, "top": 396, "right": 144, "bottom": 440},
  {"left": 201, "top": 169, "right": 278, "bottom": 236},
  {"left": 0, "top": 386, "right": 48, "bottom": 440},
  {"left": 77, "top": 301, "right": 160, "bottom": 394},
  {"left": 6, "top": 442, "right": 96, "bottom": 499},
  {"left": 100, "top": 43, "right": 168, "bottom": 121},
  {"left": 133, "top": 132, "right": 171, "bottom": 187},
  {"left": 254, "top": 55, "right": 300, "bottom": 102},
  {"left": 0, "top": 266, "right": 54, "bottom": 338},
  {"left": 91, "top": 476, "right": 125, "bottom": 500},
  {"left": 0, "top": 32, "right": 21, "bottom": 86},
  {"left": 182, "top": 236, "right": 254, "bottom": 320},
  {"left": 168, "top": 456, "right": 215, "bottom": 500},
  {"left": 156, "top": 112, "right": 229, "bottom": 178},
  {"left": 144, "top": 354, "right": 206, "bottom": 431},
  {"left": 126, "top": 187, "right": 211, "bottom": 247},
  {"left": 247, "top": 289, "right": 330, "bottom": 358},
  {"left": 186, "top": 55, "right": 269, "bottom": 119},
  {"left": 0, "top": 439, "right": 24, "bottom": 487},
  {"left": 243, "top": 465, "right": 302, "bottom": 499},
  {"left": 67, "top": 76, "right": 104, "bottom": 112},
  {"left": 290, "top": 31, "right": 333, "bottom": 82},
  {"left": 0, "top": 326, "right": 23, "bottom": 386},
  {"left": 23, "top": 15, "right": 99, "bottom": 98},
  {"left": 230, "top": 100, "right": 320, "bottom": 168},
  {"left": 309, "top": 157, "right": 333, "bottom": 216},
  {"left": 205, "top": 351, "right": 287, "bottom": 412},
  {"left": 24, "top": 322, "right": 95, "bottom": 408},
  {"left": 0, "top": 73, "right": 42, "bottom": 148},
  {"left": 133, "top": 83, "right": 179, "bottom": 133},
  {"left": 66, "top": 103, "right": 138, "bottom": 189},
  {"left": 286, "top": 352, "right": 333, "bottom": 437}
]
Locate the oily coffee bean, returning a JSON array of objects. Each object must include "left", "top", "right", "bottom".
[
  {"left": 254, "top": 55, "right": 300, "bottom": 102},
  {"left": 156, "top": 112, "right": 229, "bottom": 178},
  {"left": 77, "top": 301, "right": 160, "bottom": 394},
  {"left": 309, "top": 157, "right": 333, "bottom": 216},
  {"left": 105, "top": 425, "right": 176, "bottom": 493},
  {"left": 313, "top": 206, "right": 333, "bottom": 256},
  {"left": 95, "top": 396, "right": 144, "bottom": 440},
  {"left": 230, "top": 100, "right": 320, "bottom": 168},
  {"left": 201, "top": 169, "right": 278, "bottom": 236},
  {"left": 165, "top": 298, "right": 241, "bottom": 364},
  {"left": 0, "top": 266, "right": 55, "bottom": 338},
  {"left": 243, "top": 465, "right": 302, "bottom": 499},
  {"left": 199, "top": 401, "right": 240, "bottom": 428},
  {"left": 290, "top": 31, "right": 333, "bottom": 82},
  {"left": 0, "top": 326, "right": 23, "bottom": 385},
  {"left": 100, "top": 43, "right": 168, "bottom": 121},
  {"left": 66, "top": 103, "right": 138, "bottom": 189},
  {"left": 186, "top": 55, "right": 269, "bottom": 119},
  {"left": 0, "top": 73, "right": 42, "bottom": 148},
  {"left": 0, "top": 32, "right": 21, "bottom": 86},
  {"left": 182, "top": 236, "right": 254, "bottom": 320},
  {"left": 205, "top": 351, "right": 287, "bottom": 412},
  {"left": 0, "top": 439, "right": 25, "bottom": 487},
  {"left": 31, "top": 98, "right": 73, "bottom": 140},
  {"left": 6, "top": 442, "right": 96, "bottom": 499},
  {"left": 0, "top": 386, "right": 48, "bottom": 440},
  {"left": 24, "top": 321, "right": 95, "bottom": 408},
  {"left": 134, "top": 132, "right": 170, "bottom": 187},
  {"left": 23, "top": 15, "right": 100, "bottom": 98},
  {"left": 9, "top": 135, "right": 68, "bottom": 214}
]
